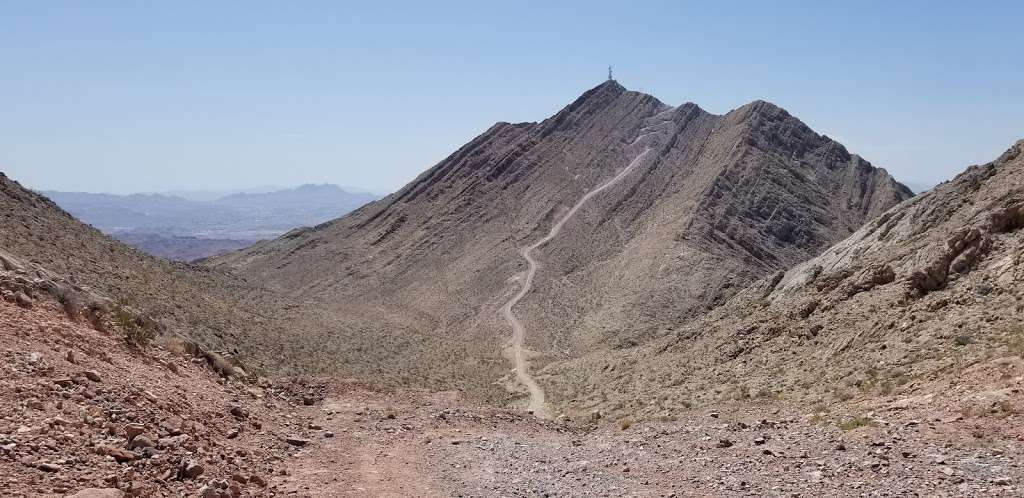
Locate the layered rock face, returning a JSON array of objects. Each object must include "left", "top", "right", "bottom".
[
  {"left": 209, "top": 81, "right": 911, "bottom": 404},
  {"left": 545, "top": 140, "right": 1024, "bottom": 420}
]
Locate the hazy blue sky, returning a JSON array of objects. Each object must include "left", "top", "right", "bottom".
[{"left": 2, "top": 1, "right": 1021, "bottom": 194}]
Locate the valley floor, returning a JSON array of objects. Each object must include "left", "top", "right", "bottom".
[
  {"left": 277, "top": 381, "right": 1023, "bottom": 497},
  {"left": 2, "top": 297, "right": 1021, "bottom": 497}
]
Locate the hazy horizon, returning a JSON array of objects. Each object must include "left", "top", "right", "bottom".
[
  {"left": 32, "top": 183, "right": 387, "bottom": 198},
  {"left": 3, "top": 2, "right": 1021, "bottom": 194}
]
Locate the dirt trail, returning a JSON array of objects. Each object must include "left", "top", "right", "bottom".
[{"left": 500, "top": 146, "right": 653, "bottom": 417}]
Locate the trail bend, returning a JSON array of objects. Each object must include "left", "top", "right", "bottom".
[{"left": 500, "top": 146, "right": 654, "bottom": 417}]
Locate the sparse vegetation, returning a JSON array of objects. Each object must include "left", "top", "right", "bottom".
[
  {"left": 839, "top": 415, "right": 875, "bottom": 431},
  {"left": 618, "top": 418, "right": 634, "bottom": 430},
  {"left": 114, "top": 306, "right": 155, "bottom": 347},
  {"left": 1001, "top": 325, "right": 1024, "bottom": 359},
  {"left": 834, "top": 387, "right": 855, "bottom": 401}
]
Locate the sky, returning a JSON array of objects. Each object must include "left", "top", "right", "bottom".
[{"left": 1, "top": 1, "right": 1021, "bottom": 195}]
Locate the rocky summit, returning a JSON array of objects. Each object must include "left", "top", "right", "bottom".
[{"left": 209, "top": 81, "right": 912, "bottom": 404}]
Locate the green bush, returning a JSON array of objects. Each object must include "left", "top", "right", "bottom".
[{"left": 114, "top": 307, "right": 155, "bottom": 347}]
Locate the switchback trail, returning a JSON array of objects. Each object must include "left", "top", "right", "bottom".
[{"left": 500, "top": 147, "right": 652, "bottom": 417}]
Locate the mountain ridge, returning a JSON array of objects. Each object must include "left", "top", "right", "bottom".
[{"left": 208, "top": 81, "right": 912, "bottom": 407}]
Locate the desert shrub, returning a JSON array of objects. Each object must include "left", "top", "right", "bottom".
[
  {"left": 839, "top": 415, "right": 875, "bottom": 431},
  {"left": 58, "top": 292, "right": 82, "bottom": 320},
  {"left": 994, "top": 400, "right": 1018, "bottom": 418},
  {"left": 155, "top": 334, "right": 192, "bottom": 356},
  {"left": 954, "top": 334, "right": 973, "bottom": 347},
  {"left": 114, "top": 307, "right": 155, "bottom": 347},
  {"left": 877, "top": 379, "right": 895, "bottom": 395},
  {"left": 1002, "top": 325, "right": 1024, "bottom": 358},
  {"left": 834, "top": 388, "right": 855, "bottom": 401},
  {"left": 618, "top": 418, "right": 634, "bottom": 430}
]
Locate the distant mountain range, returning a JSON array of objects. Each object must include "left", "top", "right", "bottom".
[{"left": 42, "top": 184, "right": 379, "bottom": 261}]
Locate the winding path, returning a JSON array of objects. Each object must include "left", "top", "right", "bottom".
[{"left": 501, "top": 147, "right": 653, "bottom": 416}]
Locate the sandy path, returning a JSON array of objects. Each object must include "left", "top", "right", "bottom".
[{"left": 500, "top": 147, "right": 653, "bottom": 416}]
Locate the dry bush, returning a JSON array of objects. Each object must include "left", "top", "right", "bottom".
[
  {"left": 834, "top": 387, "right": 855, "bottom": 401},
  {"left": 839, "top": 415, "right": 875, "bottom": 431}
]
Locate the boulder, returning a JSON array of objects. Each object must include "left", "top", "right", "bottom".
[
  {"left": 180, "top": 458, "right": 204, "bottom": 479},
  {"left": 14, "top": 291, "right": 33, "bottom": 308}
]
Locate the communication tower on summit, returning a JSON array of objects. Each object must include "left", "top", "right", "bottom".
[{"left": 608, "top": 66, "right": 614, "bottom": 81}]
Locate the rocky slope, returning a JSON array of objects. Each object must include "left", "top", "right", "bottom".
[
  {"left": 0, "top": 273, "right": 342, "bottom": 497},
  {"left": 543, "top": 139, "right": 1024, "bottom": 423},
  {"left": 6, "top": 288, "right": 1018, "bottom": 497},
  {"left": 0, "top": 172, "right": 331, "bottom": 376},
  {"left": 210, "top": 80, "right": 911, "bottom": 406}
]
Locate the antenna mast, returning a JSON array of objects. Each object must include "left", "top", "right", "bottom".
[{"left": 608, "top": 65, "right": 614, "bottom": 81}]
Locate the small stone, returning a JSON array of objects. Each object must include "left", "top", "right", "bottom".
[
  {"left": 129, "top": 435, "right": 155, "bottom": 449},
  {"left": 248, "top": 475, "right": 267, "bottom": 487},
  {"left": 65, "top": 350, "right": 77, "bottom": 364},
  {"left": 716, "top": 438, "right": 733, "bottom": 448},
  {"left": 14, "top": 291, "right": 33, "bottom": 308},
  {"left": 37, "top": 461, "right": 62, "bottom": 472},
  {"left": 285, "top": 436, "right": 309, "bottom": 447},
  {"left": 180, "top": 459, "right": 204, "bottom": 479},
  {"left": 229, "top": 405, "right": 246, "bottom": 419},
  {"left": 324, "top": 431, "right": 334, "bottom": 438},
  {"left": 54, "top": 378, "right": 75, "bottom": 388},
  {"left": 753, "top": 436, "right": 767, "bottom": 445},
  {"left": 158, "top": 434, "right": 188, "bottom": 448},
  {"left": 302, "top": 396, "right": 316, "bottom": 406},
  {"left": 97, "top": 445, "right": 135, "bottom": 463},
  {"left": 65, "top": 488, "right": 125, "bottom": 498},
  {"left": 83, "top": 371, "right": 101, "bottom": 382},
  {"left": 992, "top": 477, "right": 1012, "bottom": 486},
  {"left": 230, "top": 474, "right": 247, "bottom": 484},
  {"left": 124, "top": 424, "right": 145, "bottom": 440},
  {"left": 28, "top": 352, "right": 42, "bottom": 364}
]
